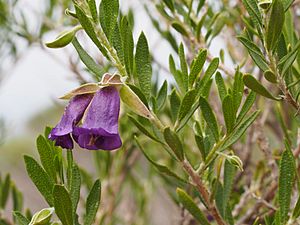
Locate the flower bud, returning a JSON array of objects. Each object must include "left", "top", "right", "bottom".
[
  {"left": 29, "top": 207, "right": 54, "bottom": 225},
  {"left": 258, "top": 0, "right": 272, "bottom": 10},
  {"left": 217, "top": 151, "right": 244, "bottom": 171},
  {"left": 45, "top": 26, "right": 82, "bottom": 48},
  {"left": 119, "top": 84, "right": 153, "bottom": 119},
  {"left": 227, "top": 155, "right": 244, "bottom": 171},
  {"left": 65, "top": 8, "right": 77, "bottom": 18}
]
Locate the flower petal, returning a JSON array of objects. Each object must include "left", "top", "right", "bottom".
[
  {"left": 73, "top": 86, "right": 122, "bottom": 150},
  {"left": 74, "top": 132, "right": 122, "bottom": 150},
  {"left": 51, "top": 134, "right": 74, "bottom": 149},
  {"left": 49, "top": 94, "right": 93, "bottom": 149},
  {"left": 79, "top": 86, "right": 120, "bottom": 134}
]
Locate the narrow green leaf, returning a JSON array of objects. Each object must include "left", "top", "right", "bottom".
[
  {"left": 36, "top": 135, "right": 56, "bottom": 182},
  {"left": 171, "top": 21, "right": 189, "bottom": 36},
  {"left": 222, "top": 110, "right": 260, "bottom": 150},
  {"left": 283, "top": 0, "right": 294, "bottom": 10},
  {"left": 279, "top": 41, "right": 300, "bottom": 76},
  {"left": 0, "top": 174, "right": 10, "bottom": 209},
  {"left": 135, "top": 137, "right": 187, "bottom": 183},
  {"left": 266, "top": 0, "right": 285, "bottom": 51},
  {"left": 84, "top": 180, "right": 101, "bottom": 225},
  {"left": 279, "top": 148, "right": 295, "bottom": 224},
  {"left": 162, "top": 0, "right": 174, "bottom": 12},
  {"left": 236, "top": 91, "right": 256, "bottom": 123},
  {"left": 196, "top": 13, "right": 207, "bottom": 40},
  {"left": 225, "top": 205, "right": 234, "bottom": 225},
  {"left": 243, "top": 74, "right": 280, "bottom": 100},
  {"left": 163, "top": 127, "right": 184, "bottom": 161},
  {"left": 99, "top": 0, "right": 119, "bottom": 41},
  {"left": 201, "top": 78, "right": 213, "bottom": 99},
  {"left": 72, "top": 38, "right": 103, "bottom": 79},
  {"left": 237, "top": 35, "right": 269, "bottom": 71},
  {"left": 13, "top": 211, "right": 30, "bottom": 225},
  {"left": 275, "top": 104, "right": 290, "bottom": 141},
  {"left": 24, "top": 155, "right": 54, "bottom": 206},
  {"left": 12, "top": 185, "right": 23, "bottom": 212},
  {"left": 197, "top": 0, "right": 206, "bottom": 13},
  {"left": 242, "top": 0, "right": 263, "bottom": 27},
  {"left": 75, "top": 5, "right": 108, "bottom": 58},
  {"left": 112, "top": 23, "right": 124, "bottom": 64},
  {"left": 199, "top": 58, "right": 219, "bottom": 91},
  {"left": 135, "top": 32, "right": 152, "bottom": 99},
  {"left": 53, "top": 185, "right": 73, "bottom": 225},
  {"left": 70, "top": 164, "right": 81, "bottom": 217},
  {"left": 178, "top": 43, "right": 188, "bottom": 90},
  {"left": 170, "top": 89, "right": 181, "bottom": 123},
  {"left": 87, "top": 0, "right": 98, "bottom": 22},
  {"left": 210, "top": 13, "right": 226, "bottom": 39},
  {"left": 176, "top": 188, "right": 210, "bottom": 225},
  {"left": 223, "top": 160, "right": 236, "bottom": 216},
  {"left": 189, "top": 49, "right": 207, "bottom": 88},
  {"left": 278, "top": 41, "right": 300, "bottom": 66},
  {"left": 222, "top": 95, "right": 235, "bottom": 133},
  {"left": 214, "top": 180, "right": 224, "bottom": 217},
  {"left": 199, "top": 97, "right": 219, "bottom": 141},
  {"left": 121, "top": 16, "right": 134, "bottom": 76},
  {"left": 232, "top": 69, "right": 244, "bottom": 113},
  {"left": 177, "top": 89, "right": 197, "bottom": 122},
  {"left": 195, "top": 134, "right": 208, "bottom": 160},
  {"left": 156, "top": 80, "right": 168, "bottom": 110},
  {"left": 215, "top": 72, "right": 227, "bottom": 102},
  {"left": 264, "top": 70, "right": 278, "bottom": 83},
  {"left": 128, "top": 115, "right": 162, "bottom": 143},
  {"left": 278, "top": 33, "right": 288, "bottom": 61},
  {"left": 169, "top": 55, "right": 184, "bottom": 92}
]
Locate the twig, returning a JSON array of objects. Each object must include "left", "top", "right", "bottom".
[
  {"left": 182, "top": 160, "right": 227, "bottom": 225},
  {"left": 255, "top": 122, "right": 277, "bottom": 180},
  {"left": 251, "top": 193, "right": 277, "bottom": 211},
  {"left": 232, "top": 187, "right": 251, "bottom": 217},
  {"left": 96, "top": 149, "right": 141, "bottom": 224},
  {"left": 236, "top": 182, "right": 277, "bottom": 224}
]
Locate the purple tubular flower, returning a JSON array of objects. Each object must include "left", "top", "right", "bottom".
[
  {"left": 73, "top": 86, "right": 122, "bottom": 150},
  {"left": 49, "top": 94, "right": 93, "bottom": 149}
]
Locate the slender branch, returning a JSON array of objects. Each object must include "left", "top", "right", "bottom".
[
  {"left": 182, "top": 160, "right": 227, "bottom": 225},
  {"left": 267, "top": 50, "right": 300, "bottom": 113},
  {"left": 236, "top": 181, "right": 277, "bottom": 225}
]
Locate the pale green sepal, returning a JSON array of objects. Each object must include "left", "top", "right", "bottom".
[
  {"left": 59, "top": 83, "right": 100, "bottom": 100},
  {"left": 120, "top": 85, "right": 153, "bottom": 119}
]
